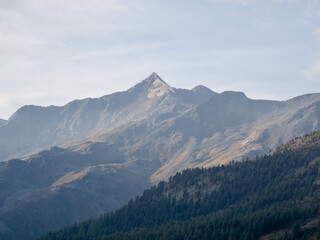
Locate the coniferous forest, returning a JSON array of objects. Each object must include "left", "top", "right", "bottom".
[{"left": 39, "top": 132, "right": 320, "bottom": 240}]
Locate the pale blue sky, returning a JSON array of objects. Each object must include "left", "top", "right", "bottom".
[{"left": 0, "top": 0, "right": 320, "bottom": 119}]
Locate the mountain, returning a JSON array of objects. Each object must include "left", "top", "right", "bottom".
[
  {"left": 0, "top": 119, "right": 6, "bottom": 127},
  {"left": 86, "top": 90, "right": 320, "bottom": 182},
  {"left": 1, "top": 73, "right": 320, "bottom": 239},
  {"left": 0, "top": 73, "right": 216, "bottom": 161},
  {"left": 1, "top": 73, "right": 320, "bottom": 174},
  {"left": 149, "top": 92, "right": 320, "bottom": 181},
  {"left": 0, "top": 143, "right": 151, "bottom": 240},
  {"left": 38, "top": 132, "right": 320, "bottom": 240}
]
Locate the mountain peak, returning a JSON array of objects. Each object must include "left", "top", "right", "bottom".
[
  {"left": 130, "top": 72, "right": 169, "bottom": 89},
  {"left": 145, "top": 73, "right": 174, "bottom": 98},
  {"left": 129, "top": 73, "right": 174, "bottom": 98},
  {"left": 148, "top": 72, "right": 161, "bottom": 80},
  {"left": 144, "top": 72, "right": 168, "bottom": 86}
]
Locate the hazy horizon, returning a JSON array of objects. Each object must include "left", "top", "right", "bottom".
[{"left": 1, "top": 0, "right": 320, "bottom": 119}]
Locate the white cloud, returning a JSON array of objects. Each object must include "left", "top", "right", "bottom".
[
  {"left": 26, "top": 0, "right": 131, "bottom": 23},
  {"left": 312, "top": 27, "right": 320, "bottom": 35},
  {"left": 0, "top": 31, "right": 44, "bottom": 54},
  {"left": 271, "top": 0, "right": 299, "bottom": 3},
  {"left": 207, "top": 0, "right": 299, "bottom": 4},
  {"left": 0, "top": 0, "right": 319, "bottom": 119},
  {"left": 0, "top": 8, "right": 44, "bottom": 53},
  {"left": 207, "top": 0, "right": 257, "bottom": 4},
  {"left": 302, "top": 60, "right": 320, "bottom": 81}
]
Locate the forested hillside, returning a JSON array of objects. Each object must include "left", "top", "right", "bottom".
[{"left": 39, "top": 132, "right": 320, "bottom": 240}]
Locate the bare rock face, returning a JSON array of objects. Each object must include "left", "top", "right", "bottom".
[
  {"left": 1, "top": 73, "right": 320, "bottom": 239},
  {"left": 0, "top": 73, "right": 216, "bottom": 162}
]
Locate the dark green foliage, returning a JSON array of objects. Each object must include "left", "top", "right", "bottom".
[
  {"left": 291, "top": 222, "right": 301, "bottom": 239},
  {"left": 38, "top": 132, "right": 320, "bottom": 240}
]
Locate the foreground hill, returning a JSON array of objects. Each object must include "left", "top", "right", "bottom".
[
  {"left": 0, "top": 144, "right": 151, "bottom": 240},
  {"left": 39, "top": 132, "right": 320, "bottom": 240}
]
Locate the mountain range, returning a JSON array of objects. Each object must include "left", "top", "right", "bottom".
[
  {"left": 0, "top": 73, "right": 215, "bottom": 162},
  {"left": 39, "top": 131, "right": 320, "bottom": 240},
  {"left": 1, "top": 73, "right": 320, "bottom": 239}
]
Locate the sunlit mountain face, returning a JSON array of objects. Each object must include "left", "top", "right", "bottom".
[{"left": 1, "top": 73, "right": 320, "bottom": 239}]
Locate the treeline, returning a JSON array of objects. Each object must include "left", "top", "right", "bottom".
[
  {"left": 39, "top": 132, "right": 320, "bottom": 240},
  {"left": 98, "top": 203, "right": 318, "bottom": 240}
]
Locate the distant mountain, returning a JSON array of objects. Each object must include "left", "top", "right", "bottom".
[
  {"left": 0, "top": 73, "right": 216, "bottom": 161},
  {"left": 38, "top": 132, "right": 320, "bottom": 240},
  {"left": 1, "top": 73, "right": 320, "bottom": 239},
  {"left": 0, "top": 119, "right": 6, "bottom": 127},
  {"left": 88, "top": 89, "right": 320, "bottom": 182}
]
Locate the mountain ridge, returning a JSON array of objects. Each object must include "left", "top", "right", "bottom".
[
  {"left": 0, "top": 73, "right": 216, "bottom": 162},
  {"left": 0, "top": 119, "right": 7, "bottom": 127},
  {"left": 2, "top": 73, "right": 319, "bottom": 178},
  {"left": 38, "top": 132, "right": 320, "bottom": 240},
  {"left": 1, "top": 73, "right": 320, "bottom": 239}
]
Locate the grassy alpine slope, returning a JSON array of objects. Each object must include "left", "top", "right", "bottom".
[{"left": 39, "top": 132, "right": 320, "bottom": 240}]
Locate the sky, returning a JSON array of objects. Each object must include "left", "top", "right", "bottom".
[{"left": 1, "top": 0, "right": 320, "bottom": 119}]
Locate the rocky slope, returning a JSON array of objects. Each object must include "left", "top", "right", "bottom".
[
  {"left": 83, "top": 89, "right": 320, "bottom": 182},
  {"left": 38, "top": 132, "right": 320, "bottom": 240},
  {"left": 0, "top": 73, "right": 216, "bottom": 161},
  {"left": 1, "top": 73, "right": 320, "bottom": 239}
]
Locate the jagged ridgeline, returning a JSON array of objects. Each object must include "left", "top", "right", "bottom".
[{"left": 39, "top": 132, "right": 320, "bottom": 240}]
